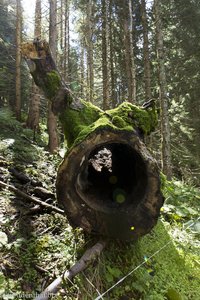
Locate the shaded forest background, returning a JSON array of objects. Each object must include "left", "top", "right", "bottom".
[{"left": 1, "top": 0, "right": 200, "bottom": 184}]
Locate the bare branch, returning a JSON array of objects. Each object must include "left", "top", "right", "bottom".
[
  {"left": 0, "top": 180, "right": 64, "bottom": 215},
  {"left": 34, "top": 240, "right": 107, "bottom": 300}
]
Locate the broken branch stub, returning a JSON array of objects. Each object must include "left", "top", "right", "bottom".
[{"left": 22, "top": 40, "right": 164, "bottom": 241}]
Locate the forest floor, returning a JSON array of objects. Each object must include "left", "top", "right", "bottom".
[{"left": 0, "top": 108, "right": 200, "bottom": 300}]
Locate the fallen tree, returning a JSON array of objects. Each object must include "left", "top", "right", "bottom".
[{"left": 22, "top": 40, "right": 164, "bottom": 242}]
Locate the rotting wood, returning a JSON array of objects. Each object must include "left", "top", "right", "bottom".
[
  {"left": 34, "top": 240, "right": 107, "bottom": 300},
  {"left": 0, "top": 180, "right": 64, "bottom": 215},
  {"left": 22, "top": 39, "right": 164, "bottom": 241}
]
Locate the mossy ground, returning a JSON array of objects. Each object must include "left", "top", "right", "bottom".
[{"left": 0, "top": 108, "right": 199, "bottom": 300}]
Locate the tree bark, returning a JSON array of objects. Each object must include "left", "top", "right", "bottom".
[
  {"left": 15, "top": 0, "right": 22, "bottom": 121},
  {"left": 102, "top": 0, "right": 110, "bottom": 109},
  {"left": 80, "top": 38, "right": 85, "bottom": 97},
  {"left": 123, "top": 0, "right": 136, "bottom": 104},
  {"left": 86, "top": 0, "right": 94, "bottom": 102},
  {"left": 34, "top": 0, "right": 42, "bottom": 39},
  {"left": 59, "top": 0, "right": 64, "bottom": 58},
  {"left": 26, "top": 0, "right": 42, "bottom": 133},
  {"left": 109, "top": 0, "right": 117, "bottom": 108},
  {"left": 154, "top": 0, "right": 172, "bottom": 179},
  {"left": 22, "top": 40, "right": 164, "bottom": 242},
  {"left": 141, "top": 0, "right": 151, "bottom": 100},
  {"left": 128, "top": 0, "right": 136, "bottom": 102},
  {"left": 64, "top": 0, "right": 70, "bottom": 82},
  {"left": 48, "top": 0, "right": 59, "bottom": 152}
]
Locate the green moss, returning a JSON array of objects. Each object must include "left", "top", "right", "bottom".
[
  {"left": 59, "top": 101, "right": 158, "bottom": 148},
  {"left": 111, "top": 115, "right": 127, "bottom": 128},
  {"left": 76, "top": 219, "right": 199, "bottom": 300},
  {"left": 60, "top": 100, "right": 103, "bottom": 147},
  {"left": 107, "top": 101, "right": 158, "bottom": 135},
  {"left": 46, "top": 70, "right": 61, "bottom": 99}
]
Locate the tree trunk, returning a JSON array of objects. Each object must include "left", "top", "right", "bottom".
[
  {"left": 48, "top": 0, "right": 59, "bottom": 152},
  {"left": 80, "top": 38, "right": 85, "bottom": 97},
  {"left": 64, "top": 0, "right": 70, "bottom": 81},
  {"left": 141, "top": 0, "right": 151, "bottom": 100},
  {"left": 102, "top": 0, "right": 110, "bottom": 109},
  {"left": 59, "top": 0, "right": 64, "bottom": 56},
  {"left": 26, "top": 0, "right": 42, "bottom": 132},
  {"left": 109, "top": 0, "right": 117, "bottom": 108},
  {"left": 15, "top": 0, "right": 22, "bottom": 121},
  {"left": 123, "top": 0, "right": 136, "bottom": 104},
  {"left": 86, "top": 0, "right": 94, "bottom": 103},
  {"left": 26, "top": 81, "right": 41, "bottom": 133},
  {"left": 34, "top": 0, "right": 41, "bottom": 39},
  {"left": 22, "top": 40, "right": 164, "bottom": 242},
  {"left": 154, "top": 0, "right": 172, "bottom": 179},
  {"left": 128, "top": 0, "right": 136, "bottom": 102}
]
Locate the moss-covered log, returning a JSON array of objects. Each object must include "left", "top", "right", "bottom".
[{"left": 22, "top": 40, "right": 164, "bottom": 241}]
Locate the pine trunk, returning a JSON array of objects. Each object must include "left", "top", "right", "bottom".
[
  {"left": 22, "top": 40, "right": 164, "bottom": 242},
  {"left": 87, "top": 0, "right": 94, "bottom": 102},
  {"left": 15, "top": 0, "right": 22, "bottom": 121},
  {"left": 154, "top": 0, "right": 172, "bottom": 179},
  {"left": 123, "top": 0, "right": 136, "bottom": 104},
  {"left": 26, "top": 0, "right": 41, "bottom": 131},
  {"left": 48, "top": 0, "right": 59, "bottom": 152},
  {"left": 80, "top": 40, "right": 85, "bottom": 97},
  {"left": 64, "top": 0, "right": 70, "bottom": 81},
  {"left": 102, "top": 0, "right": 110, "bottom": 109},
  {"left": 141, "top": 0, "right": 151, "bottom": 100},
  {"left": 109, "top": 0, "right": 116, "bottom": 108}
]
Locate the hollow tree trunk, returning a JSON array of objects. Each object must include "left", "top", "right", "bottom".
[{"left": 22, "top": 40, "right": 164, "bottom": 241}]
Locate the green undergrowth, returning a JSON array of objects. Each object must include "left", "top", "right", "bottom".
[
  {"left": 0, "top": 108, "right": 48, "bottom": 164},
  {"left": 77, "top": 218, "right": 199, "bottom": 300},
  {"left": 0, "top": 110, "right": 199, "bottom": 299}
]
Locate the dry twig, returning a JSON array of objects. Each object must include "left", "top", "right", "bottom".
[
  {"left": 0, "top": 180, "right": 64, "bottom": 215},
  {"left": 34, "top": 240, "right": 107, "bottom": 300}
]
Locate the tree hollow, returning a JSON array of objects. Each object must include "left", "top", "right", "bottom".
[
  {"left": 56, "top": 128, "right": 164, "bottom": 241},
  {"left": 77, "top": 143, "right": 148, "bottom": 211}
]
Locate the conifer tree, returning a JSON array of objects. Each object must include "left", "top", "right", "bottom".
[
  {"left": 26, "top": 0, "right": 41, "bottom": 133},
  {"left": 15, "top": 0, "right": 22, "bottom": 120},
  {"left": 154, "top": 0, "right": 172, "bottom": 179},
  {"left": 48, "top": 0, "right": 59, "bottom": 152}
]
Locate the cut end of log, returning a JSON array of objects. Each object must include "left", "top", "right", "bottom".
[
  {"left": 78, "top": 143, "right": 148, "bottom": 211},
  {"left": 56, "top": 128, "right": 164, "bottom": 241}
]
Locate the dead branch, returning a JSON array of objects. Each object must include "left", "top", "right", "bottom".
[
  {"left": 33, "top": 186, "right": 55, "bottom": 200},
  {"left": 9, "top": 167, "right": 42, "bottom": 186},
  {"left": 0, "top": 180, "right": 64, "bottom": 215},
  {"left": 34, "top": 240, "right": 107, "bottom": 300}
]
